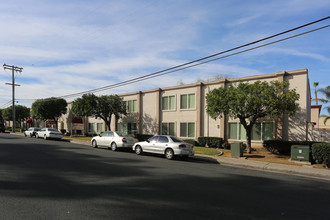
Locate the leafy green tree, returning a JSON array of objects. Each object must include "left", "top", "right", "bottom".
[
  {"left": 32, "top": 97, "right": 67, "bottom": 128},
  {"left": 72, "top": 94, "right": 127, "bottom": 131},
  {"left": 71, "top": 93, "right": 97, "bottom": 118},
  {"left": 206, "top": 80, "right": 300, "bottom": 153},
  {"left": 1, "top": 105, "right": 30, "bottom": 129}
]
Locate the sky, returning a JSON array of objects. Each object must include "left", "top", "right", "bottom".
[{"left": 0, "top": 0, "right": 329, "bottom": 115}]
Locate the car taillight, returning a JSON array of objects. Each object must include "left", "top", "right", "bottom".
[
  {"left": 179, "top": 144, "right": 186, "bottom": 148},
  {"left": 122, "top": 138, "right": 127, "bottom": 143}
]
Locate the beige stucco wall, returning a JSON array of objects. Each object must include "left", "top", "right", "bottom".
[{"left": 59, "top": 69, "right": 311, "bottom": 142}]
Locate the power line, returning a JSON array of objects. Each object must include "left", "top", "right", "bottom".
[
  {"left": 57, "top": 17, "right": 330, "bottom": 98},
  {"left": 16, "top": 16, "right": 330, "bottom": 101}
]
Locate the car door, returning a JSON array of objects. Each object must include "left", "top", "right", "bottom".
[
  {"left": 98, "top": 132, "right": 109, "bottom": 146},
  {"left": 39, "top": 128, "right": 46, "bottom": 137},
  {"left": 143, "top": 136, "right": 159, "bottom": 153},
  {"left": 154, "top": 136, "right": 169, "bottom": 154}
]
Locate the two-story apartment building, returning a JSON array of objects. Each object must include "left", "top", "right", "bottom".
[{"left": 59, "top": 69, "right": 314, "bottom": 144}]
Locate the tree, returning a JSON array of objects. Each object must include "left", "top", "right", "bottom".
[
  {"left": 32, "top": 97, "right": 67, "bottom": 128},
  {"left": 1, "top": 105, "right": 30, "bottom": 129},
  {"left": 313, "top": 82, "right": 319, "bottom": 104},
  {"left": 206, "top": 80, "right": 300, "bottom": 153},
  {"left": 72, "top": 94, "right": 127, "bottom": 131},
  {"left": 318, "top": 85, "right": 330, "bottom": 124}
]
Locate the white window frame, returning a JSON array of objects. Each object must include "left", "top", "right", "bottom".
[
  {"left": 162, "top": 95, "right": 176, "bottom": 111},
  {"left": 161, "top": 122, "right": 176, "bottom": 136},
  {"left": 125, "top": 100, "right": 137, "bottom": 113},
  {"left": 180, "top": 93, "right": 195, "bottom": 110},
  {"left": 228, "top": 121, "right": 274, "bottom": 141},
  {"left": 180, "top": 122, "right": 195, "bottom": 138}
]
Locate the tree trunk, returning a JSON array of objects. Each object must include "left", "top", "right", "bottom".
[{"left": 245, "top": 126, "right": 252, "bottom": 154}]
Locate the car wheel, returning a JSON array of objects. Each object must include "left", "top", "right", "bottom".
[
  {"left": 165, "top": 149, "right": 174, "bottom": 160},
  {"left": 111, "top": 142, "right": 117, "bottom": 151},
  {"left": 44, "top": 135, "right": 47, "bottom": 140},
  {"left": 135, "top": 145, "right": 142, "bottom": 155},
  {"left": 24, "top": 133, "right": 27, "bottom": 137},
  {"left": 30, "top": 133, "right": 33, "bottom": 138},
  {"left": 92, "top": 140, "right": 98, "bottom": 148}
]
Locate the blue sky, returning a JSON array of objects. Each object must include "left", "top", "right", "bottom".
[{"left": 0, "top": 0, "right": 329, "bottom": 115}]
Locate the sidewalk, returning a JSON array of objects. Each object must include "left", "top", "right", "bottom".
[
  {"left": 196, "top": 154, "right": 330, "bottom": 180},
  {"left": 10, "top": 132, "right": 330, "bottom": 180}
]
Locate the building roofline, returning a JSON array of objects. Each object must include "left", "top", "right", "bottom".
[{"left": 119, "top": 69, "right": 308, "bottom": 97}]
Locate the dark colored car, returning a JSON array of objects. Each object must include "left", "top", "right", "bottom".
[{"left": 0, "top": 123, "right": 6, "bottom": 133}]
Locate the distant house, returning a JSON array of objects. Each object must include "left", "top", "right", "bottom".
[{"left": 59, "top": 69, "right": 329, "bottom": 143}]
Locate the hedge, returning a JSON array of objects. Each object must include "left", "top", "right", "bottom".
[
  {"left": 198, "top": 136, "right": 223, "bottom": 148},
  {"left": 263, "top": 140, "right": 318, "bottom": 155},
  {"left": 136, "top": 134, "right": 154, "bottom": 142},
  {"left": 312, "top": 143, "right": 330, "bottom": 167},
  {"left": 182, "top": 139, "right": 199, "bottom": 146}
]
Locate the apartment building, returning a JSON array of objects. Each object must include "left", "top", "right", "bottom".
[{"left": 59, "top": 69, "right": 313, "bottom": 143}]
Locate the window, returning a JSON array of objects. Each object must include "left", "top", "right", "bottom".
[
  {"left": 180, "top": 122, "right": 195, "bottom": 138},
  {"left": 126, "top": 100, "right": 137, "bottom": 113},
  {"left": 158, "top": 136, "right": 169, "bottom": 143},
  {"left": 162, "top": 122, "right": 175, "bottom": 136},
  {"left": 97, "top": 123, "right": 104, "bottom": 133},
  {"left": 162, "top": 95, "right": 176, "bottom": 110},
  {"left": 118, "top": 123, "right": 137, "bottom": 136},
  {"left": 180, "top": 94, "right": 195, "bottom": 109},
  {"left": 228, "top": 122, "right": 274, "bottom": 141},
  {"left": 88, "top": 123, "right": 95, "bottom": 132}
]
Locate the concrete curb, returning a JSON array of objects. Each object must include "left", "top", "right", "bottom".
[{"left": 198, "top": 154, "right": 330, "bottom": 180}]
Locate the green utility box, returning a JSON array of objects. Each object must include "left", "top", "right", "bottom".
[
  {"left": 291, "top": 145, "right": 310, "bottom": 162},
  {"left": 231, "top": 142, "right": 244, "bottom": 158}
]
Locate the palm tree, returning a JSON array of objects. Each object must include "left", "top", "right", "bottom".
[
  {"left": 313, "top": 82, "right": 319, "bottom": 104},
  {"left": 318, "top": 85, "right": 330, "bottom": 124}
]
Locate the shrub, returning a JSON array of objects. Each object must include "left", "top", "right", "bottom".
[
  {"left": 263, "top": 140, "right": 320, "bottom": 155},
  {"left": 182, "top": 139, "right": 198, "bottom": 146},
  {"left": 198, "top": 137, "right": 223, "bottom": 148},
  {"left": 312, "top": 143, "right": 330, "bottom": 167},
  {"left": 136, "top": 134, "right": 153, "bottom": 141},
  {"left": 222, "top": 142, "right": 231, "bottom": 149}
]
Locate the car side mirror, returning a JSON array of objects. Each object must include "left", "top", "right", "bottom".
[{"left": 146, "top": 139, "right": 150, "bottom": 143}]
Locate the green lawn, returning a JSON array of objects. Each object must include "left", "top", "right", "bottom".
[
  {"left": 64, "top": 136, "right": 92, "bottom": 141},
  {"left": 193, "top": 146, "right": 221, "bottom": 156}
]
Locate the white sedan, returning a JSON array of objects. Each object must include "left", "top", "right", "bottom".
[
  {"left": 91, "top": 131, "right": 137, "bottom": 151},
  {"left": 36, "top": 128, "right": 63, "bottom": 140},
  {"left": 132, "top": 135, "right": 194, "bottom": 160}
]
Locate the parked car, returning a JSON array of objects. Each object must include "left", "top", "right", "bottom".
[
  {"left": 0, "top": 123, "right": 5, "bottom": 133},
  {"left": 36, "top": 128, "right": 63, "bottom": 140},
  {"left": 132, "top": 135, "right": 194, "bottom": 160},
  {"left": 24, "top": 127, "right": 41, "bottom": 137},
  {"left": 91, "top": 131, "right": 137, "bottom": 151}
]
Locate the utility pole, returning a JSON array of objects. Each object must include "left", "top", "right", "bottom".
[{"left": 3, "top": 64, "right": 23, "bottom": 133}]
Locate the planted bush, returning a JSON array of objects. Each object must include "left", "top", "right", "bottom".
[
  {"left": 263, "top": 140, "right": 320, "bottom": 155},
  {"left": 182, "top": 139, "right": 198, "bottom": 146},
  {"left": 198, "top": 137, "right": 223, "bottom": 148},
  {"left": 312, "top": 143, "right": 330, "bottom": 167},
  {"left": 136, "top": 134, "right": 153, "bottom": 141}
]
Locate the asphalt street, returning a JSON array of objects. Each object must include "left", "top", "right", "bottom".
[{"left": 0, "top": 133, "right": 329, "bottom": 220}]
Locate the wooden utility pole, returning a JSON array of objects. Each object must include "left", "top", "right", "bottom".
[{"left": 3, "top": 64, "right": 23, "bottom": 133}]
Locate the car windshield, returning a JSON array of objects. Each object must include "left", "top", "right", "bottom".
[{"left": 170, "top": 136, "right": 183, "bottom": 143}]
